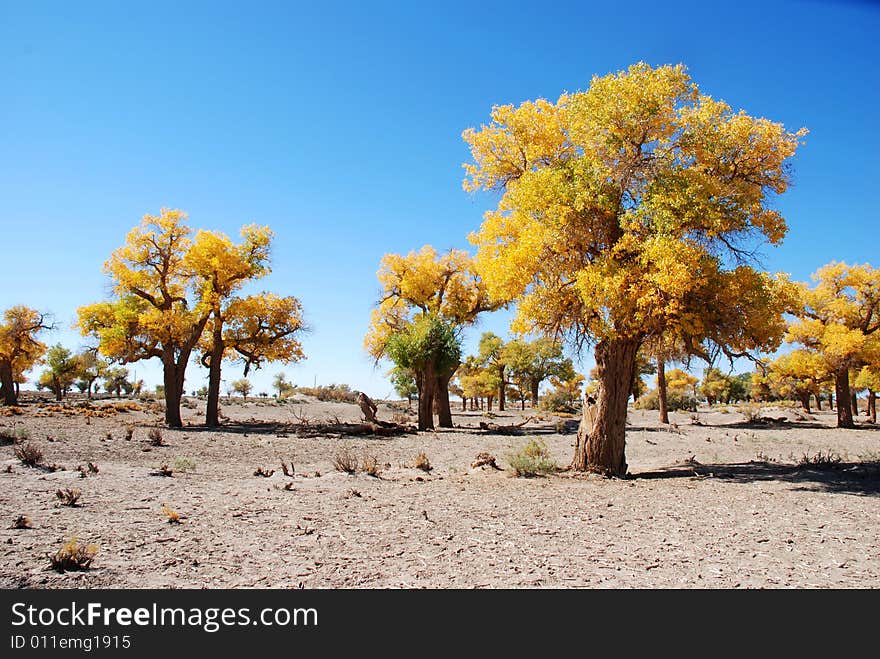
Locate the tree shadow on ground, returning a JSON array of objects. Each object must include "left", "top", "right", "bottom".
[
  {"left": 709, "top": 419, "right": 880, "bottom": 431},
  {"left": 632, "top": 460, "right": 880, "bottom": 496}
]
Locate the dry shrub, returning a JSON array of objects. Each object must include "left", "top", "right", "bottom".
[
  {"left": 49, "top": 537, "right": 98, "bottom": 572},
  {"left": 0, "top": 427, "right": 16, "bottom": 445},
  {"left": 333, "top": 447, "right": 358, "bottom": 474},
  {"left": 254, "top": 467, "right": 275, "bottom": 477},
  {"left": 506, "top": 440, "right": 557, "bottom": 477},
  {"left": 413, "top": 452, "right": 432, "bottom": 472},
  {"left": 390, "top": 412, "right": 411, "bottom": 425},
  {"left": 153, "top": 464, "right": 173, "bottom": 477},
  {"left": 0, "top": 406, "right": 24, "bottom": 417},
  {"left": 737, "top": 402, "right": 764, "bottom": 422},
  {"left": 361, "top": 454, "right": 381, "bottom": 477},
  {"left": 147, "top": 428, "right": 165, "bottom": 447},
  {"left": 123, "top": 425, "right": 135, "bottom": 441},
  {"left": 14, "top": 442, "right": 43, "bottom": 467},
  {"left": 799, "top": 450, "right": 843, "bottom": 469},
  {"left": 11, "top": 515, "right": 32, "bottom": 529},
  {"left": 471, "top": 452, "right": 500, "bottom": 469},
  {"left": 280, "top": 459, "right": 295, "bottom": 477},
  {"left": 88, "top": 462, "right": 99, "bottom": 474},
  {"left": 55, "top": 488, "right": 82, "bottom": 507},
  {"left": 161, "top": 504, "right": 181, "bottom": 524}
]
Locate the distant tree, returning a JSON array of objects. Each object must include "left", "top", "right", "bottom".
[
  {"left": 388, "top": 367, "right": 418, "bottom": 406},
  {"left": 0, "top": 306, "right": 52, "bottom": 405},
  {"left": 786, "top": 262, "right": 880, "bottom": 428},
  {"left": 37, "top": 344, "right": 78, "bottom": 401},
  {"left": 73, "top": 349, "right": 109, "bottom": 399},
  {"left": 231, "top": 378, "right": 252, "bottom": 400},
  {"left": 477, "top": 333, "right": 508, "bottom": 411},
  {"left": 272, "top": 372, "right": 295, "bottom": 398},
  {"left": 104, "top": 367, "right": 133, "bottom": 398},
  {"left": 365, "top": 246, "right": 499, "bottom": 429}
]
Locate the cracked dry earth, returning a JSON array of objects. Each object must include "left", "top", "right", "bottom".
[{"left": 1, "top": 398, "right": 879, "bottom": 589}]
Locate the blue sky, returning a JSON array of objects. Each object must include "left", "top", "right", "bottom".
[{"left": 1, "top": 0, "right": 878, "bottom": 397}]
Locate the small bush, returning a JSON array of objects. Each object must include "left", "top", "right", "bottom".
[
  {"left": 14, "top": 442, "right": 43, "bottom": 467},
  {"left": 153, "top": 464, "right": 173, "bottom": 477},
  {"left": 0, "top": 427, "right": 16, "bottom": 445},
  {"left": 55, "top": 488, "right": 82, "bottom": 507},
  {"left": 471, "top": 452, "right": 500, "bottom": 469},
  {"left": 48, "top": 537, "right": 98, "bottom": 572},
  {"left": 87, "top": 462, "right": 99, "bottom": 474},
  {"left": 123, "top": 425, "right": 135, "bottom": 441},
  {"left": 147, "top": 428, "right": 166, "bottom": 446},
  {"left": 280, "top": 459, "right": 295, "bottom": 477},
  {"left": 634, "top": 389, "right": 697, "bottom": 412},
  {"left": 737, "top": 402, "right": 764, "bottom": 422},
  {"left": 361, "top": 454, "right": 382, "bottom": 477},
  {"left": 254, "top": 467, "right": 275, "bottom": 477},
  {"left": 507, "top": 440, "right": 557, "bottom": 477},
  {"left": 297, "top": 384, "right": 360, "bottom": 404},
  {"left": 333, "top": 448, "right": 358, "bottom": 474},
  {"left": 413, "top": 452, "right": 432, "bottom": 472}
]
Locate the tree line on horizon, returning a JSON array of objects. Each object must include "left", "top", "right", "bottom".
[{"left": 1, "top": 63, "right": 878, "bottom": 477}]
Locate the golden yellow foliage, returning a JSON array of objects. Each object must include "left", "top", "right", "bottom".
[{"left": 0, "top": 306, "right": 52, "bottom": 404}]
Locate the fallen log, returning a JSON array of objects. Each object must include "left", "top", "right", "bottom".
[{"left": 478, "top": 417, "right": 534, "bottom": 435}]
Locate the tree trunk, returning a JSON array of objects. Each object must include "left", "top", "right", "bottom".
[
  {"left": 834, "top": 368, "right": 854, "bottom": 429},
  {"left": 163, "top": 354, "right": 185, "bottom": 428},
  {"left": 435, "top": 369, "right": 454, "bottom": 428},
  {"left": 417, "top": 363, "right": 435, "bottom": 431},
  {"left": 798, "top": 392, "right": 811, "bottom": 413},
  {"left": 530, "top": 378, "right": 540, "bottom": 409},
  {"left": 0, "top": 362, "right": 17, "bottom": 405},
  {"left": 814, "top": 391, "right": 822, "bottom": 411},
  {"left": 205, "top": 325, "right": 225, "bottom": 427},
  {"left": 486, "top": 395, "right": 494, "bottom": 412},
  {"left": 573, "top": 338, "right": 639, "bottom": 475},
  {"left": 657, "top": 358, "right": 669, "bottom": 424},
  {"left": 498, "top": 365, "right": 506, "bottom": 411},
  {"left": 851, "top": 393, "right": 859, "bottom": 418},
  {"left": 868, "top": 390, "right": 876, "bottom": 424}
]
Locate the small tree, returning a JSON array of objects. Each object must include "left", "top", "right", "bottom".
[
  {"left": 386, "top": 314, "right": 460, "bottom": 430},
  {"left": 231, "top": 378, "right": 252, "bottom": 400},
  {"left": 104, "top": 367, "right": 133, "bottom": 398},
  {"left": 0, "top": 306, "right": 52, "bottom": 405},
  {"left": 73, "top": 349, "right": 108, "bottom": 398},
  {"left": 37, "top": 344, "right": 79, "bottom": 401},
  {"left": 272, "top": 372, "right": 295, "bottom": 398},
  {"left": 388, "top": 367, "right": 418, "bottom": 406}
]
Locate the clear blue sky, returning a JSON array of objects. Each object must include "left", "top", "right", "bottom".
[{"left": 1, "top": 0, "right": 878, "bottom": 397}]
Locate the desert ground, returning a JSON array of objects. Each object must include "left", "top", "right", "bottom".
[{"left": 1, "top": 395, "right": 879, "bottom": 589}]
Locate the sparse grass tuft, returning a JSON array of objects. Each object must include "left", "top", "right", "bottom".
[
  {"left": 332, "top": 447, "right": 358, "bottom": 474},
  {"left": 172, "top": 457, "right": 196, "bottom": 473},
  {"left": 737, "top": 402, "right": 764, "bottom": 422},
  {"left": 14, "top": 442, "right": 43, "bottom": 467},
  {"left": 48, "top": 537, "right": 98, "bottom": 572},
  {"left": 506, "top": 439, "right": 557, "bottom": 477},
  {"left": 55, "top": 488, "right": 82, "bottom": 507}
]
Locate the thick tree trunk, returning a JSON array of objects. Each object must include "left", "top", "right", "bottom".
[
  {"left": 530, "top": 378, "right": 540, "bottom": 409},
  {"left": 851, "top": 393, "right": 859, "bottom": 418},
  {"left": 834, "top": 368, "right": 854, "bottom": 429},
  {"left": 0, "top": 362, "right": 17, "bottom": 405},
  {"left": 486, "top": 395, "right": 494, "bottom": 412},
  {"left": 868, "top": 390, "right": 876, "bottom": 424},
  {"left": 814, "top": 392, "right": 822, "bottom": 411},
  {"left": 417, "top": 363, "right": 435, "bottom": 431},
  {"left": 657, "top": 358, "right": 669, "bottom": 424},
  {"left": 573, "top": 338, "right": 639, "bottom": 475},
  {"left": 205, "top": 327, "right": 225, "bottom": 427},
  {"left": 498, "top": 365, "right": 506, "bottom": 411},
  {"left": 798, "top": 392, "right": 811, "bottom": 413},
  {"left": 163, "top": 354, "right": 185, "bottom": 428},
  {"left": 435, "top": 369, "right": 454, "bottom": 428}
]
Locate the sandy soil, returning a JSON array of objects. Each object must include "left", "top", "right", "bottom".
[{"left": 1, "top": 396, "right": 879, "bottom": 589}]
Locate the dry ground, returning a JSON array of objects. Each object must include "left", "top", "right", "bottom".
[{"left": 1, "top": 396, "right": 879, "bottom": 589}]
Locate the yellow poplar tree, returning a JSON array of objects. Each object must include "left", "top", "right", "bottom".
[
  {"left": 365, "top": 246, "right": 499, "bottom": 429},
  {"left": 0, "top": 306, "right": 52, "bottom": 405},
  {"left": 786, "top": 262, "right": 880, "bottom": 428},
  {"left": 185, "top": 225, "right": 273, "bottom": 427},
  {"left": 78, "top": 209, "right": 210, "bottom": 427},
  {"left": 464, "top": 62, "right": 805, "bottom": 474},
  {"left": 767, "top": 349, "right": 830, "bottom": 412}
]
